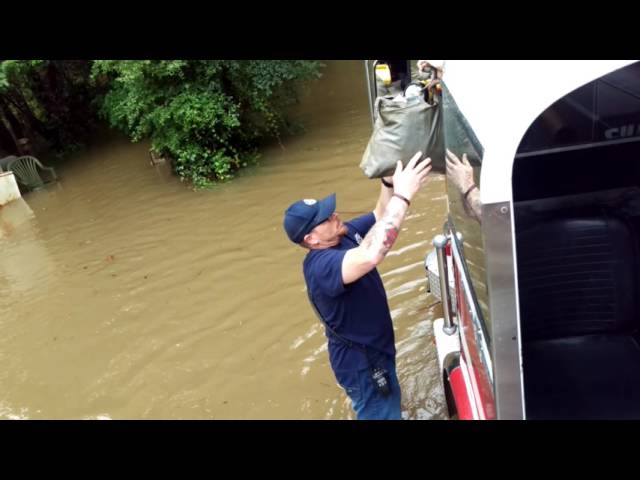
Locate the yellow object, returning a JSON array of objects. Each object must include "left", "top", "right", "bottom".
[{"left": 375, "top": 64, "right": 392, "bottom": 87}]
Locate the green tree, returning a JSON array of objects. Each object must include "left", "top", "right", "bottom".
[{"left": 91, "top": 60, "right": 322, "bottom": 187}]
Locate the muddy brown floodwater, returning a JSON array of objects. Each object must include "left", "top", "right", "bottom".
[{"left": 0, "top": 61, "right": 447, "bottom": 419}]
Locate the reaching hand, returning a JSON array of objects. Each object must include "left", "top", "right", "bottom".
[
  {"left": 392, "top": 151, "right": 432, "bottom": 200},
  {"left": 417, "top": 60, "right": 430, "bottom": 72}
]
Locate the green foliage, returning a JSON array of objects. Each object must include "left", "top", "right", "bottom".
[
  {"left": 0, "top": 60, "right": 98, "bottom": 156},
  {"left": 91, "top": 60, "right": 322, "bottom": 187},
  {"left": 0, "top": 60, "right": 322, "bottom": 187}
]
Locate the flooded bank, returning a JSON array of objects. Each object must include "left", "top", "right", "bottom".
[{"left": 0, "top": 61, "right": 447, "bottom": 419}]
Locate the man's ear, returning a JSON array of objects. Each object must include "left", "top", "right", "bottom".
[{"left": 303, "top": 233, "right": 317, "bottom": 247}]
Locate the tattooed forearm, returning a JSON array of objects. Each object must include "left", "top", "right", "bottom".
[
  {"left": 361, "top": 196, "right": 409, "bottom": 262},
  {"left": 382, "top": 223, "right": 399, "bottom": 250}
]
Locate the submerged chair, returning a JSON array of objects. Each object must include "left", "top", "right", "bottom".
[{"left": 7, "top": 156, "right": 57, "bottom": 191}]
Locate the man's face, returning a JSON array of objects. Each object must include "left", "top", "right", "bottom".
[{"left": 306, "top": 212, "right": 348, "bottom": 248}]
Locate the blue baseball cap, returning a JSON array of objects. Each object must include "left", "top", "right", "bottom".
[{"left": 283, "top": 193, "right": 337, "bottom": 244}]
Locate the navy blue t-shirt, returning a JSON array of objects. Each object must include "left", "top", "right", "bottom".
[{"left": 303, "top": 212, "right": 395, "bottom": 374}]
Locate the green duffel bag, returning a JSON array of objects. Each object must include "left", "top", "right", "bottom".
[{"left": 360, "top": 93, "right": 444, "bottom": 178}]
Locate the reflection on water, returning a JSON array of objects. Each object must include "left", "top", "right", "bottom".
[
  {"left": 0, "top": 61, "right": 448, "bottom": 419},
  {"left": 0, "top": 199, "right": 57, "bottom": 296}
]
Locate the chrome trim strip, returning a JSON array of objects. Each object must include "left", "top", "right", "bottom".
[{"left": 482, "top": 201, "right": 525, "bottom": 419}]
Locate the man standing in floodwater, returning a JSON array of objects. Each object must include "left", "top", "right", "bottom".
[{"left": 283, "top": 152, "right": 431, "bottom": 419}]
